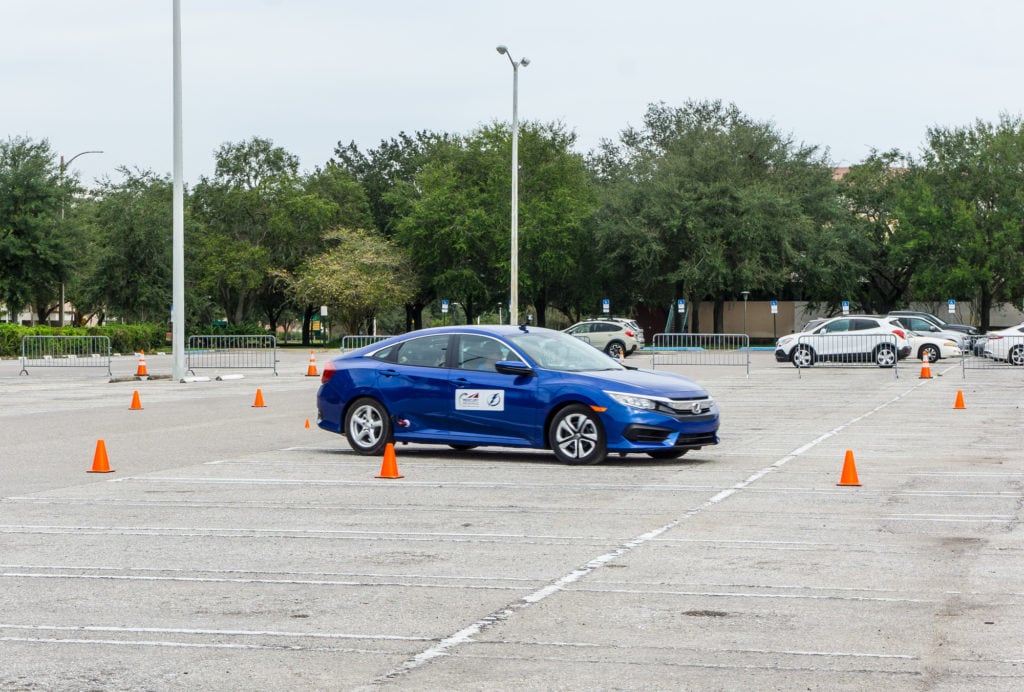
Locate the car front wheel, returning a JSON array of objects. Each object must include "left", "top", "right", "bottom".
[
  {"left": 1009, "top": 345, "right": 1024, "bottom": 366},
  {"left": 605, "top": 341, "right": 626, "bottom": 359},
  {"left": 792, "top": 345, "right": 815, "bottom": 368},
  {"left": 344, "top": 397, "right": 391, "bottom": 455},
  {"left": 549, "top": 404, "right": 607, "bottom": 465},
  {"left": 919, "top": 344, "right": 940, "bottom": 363}
]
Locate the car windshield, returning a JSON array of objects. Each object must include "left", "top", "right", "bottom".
[{"left": 508, "top": 330, "right": 625, "bottom": 372}]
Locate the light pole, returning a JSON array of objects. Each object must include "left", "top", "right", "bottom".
[
  {"left": 741, "top": 291, "right": 750, "bottom": 336},
  {"left": 496, "top": 45, "right": 528, "bottom": 325},
  {"left": 58, "top": 150, "right": 103, "bottom": 327}
]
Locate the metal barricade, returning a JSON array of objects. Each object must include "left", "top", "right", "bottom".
[
  {"left": 186, "top": 335, "right": 278, "bottom": 375},
  {"left": 340, "top": 335, "right": 392, "bottom": 353},
  {"left": 651, "top": 333, "right": 750, "bottom": 375},
  {"left": 19, "top": 335, "right": 112, "bottom": 376},
  {"left": 960, "top": 334, "right": 1024, "bottom": 376},
  {"left": 791, "top": 333, "right": 901, "bottom": 378}
]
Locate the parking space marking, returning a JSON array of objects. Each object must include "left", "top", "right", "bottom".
[{"left": 378, "top": 385, "right": 927, "bottom": 682}]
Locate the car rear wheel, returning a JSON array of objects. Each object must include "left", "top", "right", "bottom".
[
  {"left": 874, "top": 344, "right": 897, "bottom": 368},
  {"left": 918, "top": 344, "right": 940, "bottom": 363},
  {"left": 1009, "top": 345, "right": 1024, "bottom": 366},
  {"left": 605, "top": 341, "right": 626, "bottom": 359},
  {"left": 792, "top": 345, "right": 815, "bottom": 368},
  {"left": 344, "top": 397, "right": 391, "bottom": 455},
  {"left": 646, "top": 449, "right": 689, "bottom": 460},
  {"left": 549, "top": 404, "right": 607, "bottom": 465}
]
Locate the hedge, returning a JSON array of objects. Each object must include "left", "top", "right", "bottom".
[{"left": 0, "top": 323, "right": 168, "bottom": 358}]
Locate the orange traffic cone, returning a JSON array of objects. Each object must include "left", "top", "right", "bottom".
[
  {"left": 919, "top": 352, "right": 932, "bottom": 379},
  {"left": 135, "top": 350, "right": 148, "bottom": 379},
  {"left": 304, "top": 418, "right": 311, "bottom": 429},
  {"left": 376, "top": 441, "right": 404, "bottom": 479},
  {"left": 837, "top": 449, "right": 861, "bottom": 486},
  {"left": 129, "top": 390, "right": 143, "bottom": 410},
  {"left": 306, "top": 350, "right": 318, "bottom": 377},
  {"left": 954, "top": 390, "right": 966, "bottom": 409},
  {"left": 88, "top": 439, "right": 114, "bottom": 473},
  {"left": 252, "top": 388, "right": 266, "bottom": 408}
]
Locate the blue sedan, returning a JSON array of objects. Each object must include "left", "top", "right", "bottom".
[{"left": 316, "top": 325, "right": 719, "bottom": 465}]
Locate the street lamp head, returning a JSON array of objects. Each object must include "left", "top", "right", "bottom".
[
  {"left": 520, "top": 57, "right": 530, "bottom": 67},
  {"left": 496, "top": 45, "right": 508, "bottom": 55}
]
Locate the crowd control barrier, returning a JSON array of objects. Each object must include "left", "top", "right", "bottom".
[
  {"left": 19, "top": 335, "right": 113, "bottom": 376},
  {"left": 651, "top": 333, "right": 750, "bottom": 375},
  {"left": 340, "top": 335, "right": 392, "bottom": 353},
  {"left": 187, "top": 335, "right": 278, "bottom": 375},
  {"left": 791, "top": 332, "right": 901, "bottom": 378}
]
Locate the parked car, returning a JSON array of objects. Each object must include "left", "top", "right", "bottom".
[
  {"left": 888, "top": 315, "right": 970, "bottom": 350},
  {"left": 775, "top": 315, "right": 912, "bottom": 368},
  {"left": 317, "top": 325, "right": 719, "bottom": 465},
  {"left": 982, "top": 323, "right": 1024, "bottom": 365},
  {"left": 905, "top": 331, "right": 962, "bottom": 362},
  {"left": 563, "top": 318, "right": 642, "bottom": 358},
  {"left": 887, "top": 311, "right": 979, "bottom": 338}
]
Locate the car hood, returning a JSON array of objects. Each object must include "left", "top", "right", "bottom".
[{"left": 571, "top": 367, "right": 709, "bottom": 397}]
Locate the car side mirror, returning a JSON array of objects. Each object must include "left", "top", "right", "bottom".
[{"left": 495, "top": 361, "right": 535, "bottom": 377}]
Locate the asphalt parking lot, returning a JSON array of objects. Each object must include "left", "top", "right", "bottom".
[{"left": 1, "top": 349, "right": 1022, "bottom": 690}]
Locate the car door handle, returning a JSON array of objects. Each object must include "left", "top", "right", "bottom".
[
  {"left": 452, "top": 377, "right": 472, "bottom": 385},
  {"left": 380, "top": 369, "right": 399, "bottom": 378}
]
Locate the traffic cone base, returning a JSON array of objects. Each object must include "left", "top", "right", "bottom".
[
  {"left": 252, "top": 388, "right": 266, "bottom": 408},
  {"left": 954, "top": 390, "right": 966, "bottom": 409},
  {"left": 837, "top": 449, "right": 861, "bottom": 486},
  {"left": 376, "top": 442, "right": 404, "bottom": 479},
  {"left": 88, "top": 439, "right": 114, "bottom": 473},
  {"left": 129, "top": 390, "right": 143, "bottom": 410},
  {"left": 306, "top": 350, "right": 318, "bottom": 377}
]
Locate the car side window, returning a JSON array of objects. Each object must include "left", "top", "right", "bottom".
[
  {"left": 457, "top": 336, "right": 518, "bottom": 372},
  {"left": 824, "top": 319, "right": 850, "bottom": 333},
  {"left": 395, "top": 335, "right": 450, "bottom": 368},
  {"left": 850, "top": 319, "right": 876, "bottom": 331}
]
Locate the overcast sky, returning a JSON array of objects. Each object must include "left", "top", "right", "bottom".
[{"left": 4, "top": 0, "right": 1024, "bottom": 185}]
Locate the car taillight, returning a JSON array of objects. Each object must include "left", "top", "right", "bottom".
[
  {"left": 624, "top": 330, "right": 635, "bottom": 337},
  {"left": 892, "top": 329, "right": 906, "bottom": 340},
  {"left": 988, "top": 335, "right": 1003, "bottom": 340},
  {"left": 321, "top": 361, "right": 337, "bottom": 384}
]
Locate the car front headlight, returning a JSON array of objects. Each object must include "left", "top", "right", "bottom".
[
  {"left": 777, "top": 336, "right": 793, "bottom": 348},
  {"left": 605, "top": 390, "right": 658, "bottom": 410}
]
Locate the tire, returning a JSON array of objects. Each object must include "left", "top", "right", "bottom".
[
  {"left": 874, "top": 344, "right": 897, "bottom": 368},
  {"left": 791, "top": 345, "right": 815, "bottom": 368},
  {"left": 548, "top": 404, "right": 607, "bottom": 465},
  {"left": 344, "top": 397, "right": 391, "bottom": 455},
  {"left": 918, "top": 344, "right": 940, "bottom": 363},
  {"left": 645, "top": 449, "right": 689, "bottom": 460},
  {"left": 605, "top": 341, "right": 626, "bottom": 359},
  {"left": 1009, "top": 345, "right": 1024, "bottom": 367}
]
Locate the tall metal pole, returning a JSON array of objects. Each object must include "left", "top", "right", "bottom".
[
  {"left": 171, "top": 0, "right": 186, "bottom": 381},
  {"left": 57, "top": 150, "right": 102, "bottom": 327},
  {"left": 496, "top": 45, "right": 528, "bottom": 325}
]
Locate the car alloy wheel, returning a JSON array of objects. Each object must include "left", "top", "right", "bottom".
[
  {"left": 792, "top": 345, "right": 814, "bottom": 368},
  {"left": 549, "top": 404, "right": 607, "bottom": 465},
  {"left": 605, "top": 341, "right": 625, "bottom": 359},
  {"left": 344, "top": 397, "right": 391, "bottom": 455},
  {"left": 919, "top": 345, "right": 939, "bottom": 363},
  {"left": 1009, "top": 345, "right": 1024, "bottom": 367},
  {"left": 874, "top": 344, "right": 897, "bottom": 368}
]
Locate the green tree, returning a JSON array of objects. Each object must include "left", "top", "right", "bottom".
[
  {"left": 284, "top": 227, "right": 418, "bottom": 333},
  {"left": 592, "top": 100, "right": 842, "bottom": 331},
  {"left": 191, "top": 137, "right": 334, "bottom": 334},
  {"left": 74, "top": 168, "right": 175, "bottom": 323},
  {"left": 899, "top": 116, "right": 1024, "bottom": 330},
  {"left": 0, "top": 136, "right": 69, "bottom": 323}
]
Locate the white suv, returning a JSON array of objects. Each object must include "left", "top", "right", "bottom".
[
  {"left": 775, "top": 315, "right": 912, "bottom": 368},
  {"left": 564, "top": 319, "right": 642, "bottom": 359}
]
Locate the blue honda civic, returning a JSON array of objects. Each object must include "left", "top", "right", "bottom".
[{"left": 316, "top": 325, "right": 719, "bottom": 465}]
